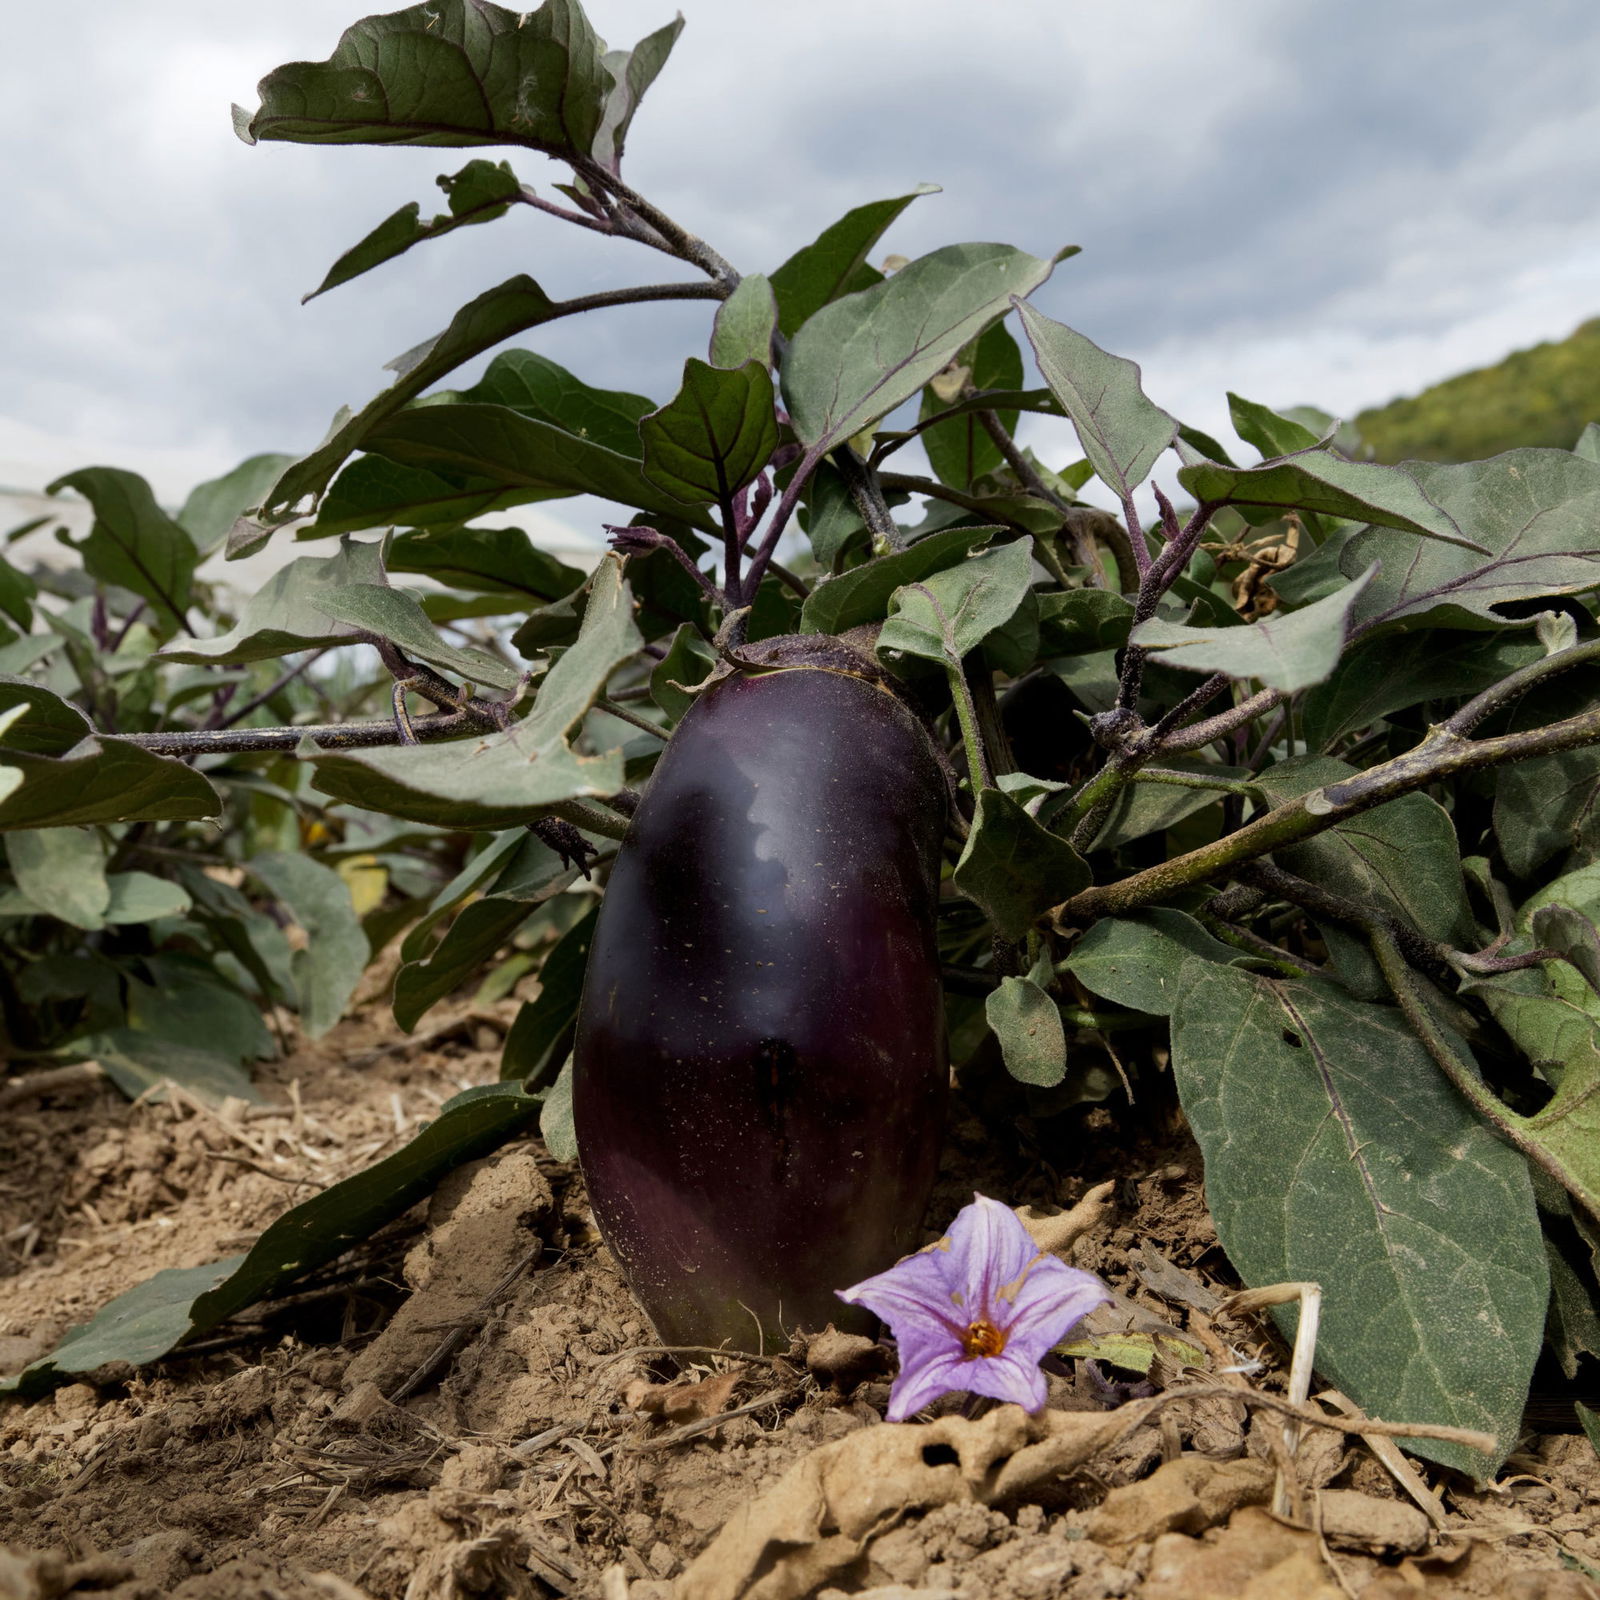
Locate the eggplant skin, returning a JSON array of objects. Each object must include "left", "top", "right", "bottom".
[{"left": 573, "top": 663, "right": 948, "bottom": 1346}]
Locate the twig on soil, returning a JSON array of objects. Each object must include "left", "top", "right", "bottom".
[
  {"left": 0, "top": 1062, "right": 105, "bottom": 1111},
  {"left": 634, "top": 1385, "right": 796, "bottom": 1452}
]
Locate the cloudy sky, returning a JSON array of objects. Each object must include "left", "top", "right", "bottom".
[{"left": 4, "top": 0, "right": 1599, "bottom": 552}]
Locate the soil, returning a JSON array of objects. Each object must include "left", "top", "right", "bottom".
[{"left": 1, "top": 982, "right": 1596, "bottom": 1600}]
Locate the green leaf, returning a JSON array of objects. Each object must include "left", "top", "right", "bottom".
[
  {"left": 0, "top": 738, "right": 219, "bottom": 830},
  {"left": 593, "top": 15, "right": 683, "bottom": 169},
  {"left": 0, "top": 552, "right": 36, "bottom": 634},
  {"left": 797, "top": 464, "right": 868, "bottom": 569},
  {"left": 952, "top": 788, "right": 1090, "bottom": 942},
  {"left": 1546, "top": 1243, "right": 1600, "bottom": 1382},
  {"left": 1062, "top": 907, "right": 1250, "bottom": 1016},
  {"left": 237, "top": 0, "right": 612, "bottom": 157},
  {"left": 1343, "top": 450, "right": 1600, "bottom": 632},
  {"left": 308, "top": 554, "right": 640, "bottom": 827},
  {"left": 1493, "top": 668, "right": 1600, "bottom": 876},
  {"left": 1036, "top": 589, "right": 1135, "bottom": 654},
  {"left": 103, "top": 872, "right": 192, "bottom": 925},
  {"left": 5, "top": 828, "right": 110, "bottom": 930},
  {"left": 877, "top": 541, "right": 1035, "bottom": 668},
  {"left": 1177, "top": 451, "right": 1482, "bottom": 551},
  {"left": 387, "top": 525, "right": 586, "bottom": 603},
  {"left": 0, "top": 1080, "right": 543, "bottom": 1395},
  {"left": 357, "top": 402, "right": 715, "bottom": 532},
  {"left": 799, "top": 525, "right": 995, "bottom": 636},
  {"left": 1227, "top": 393, "right": 1325, "bottom": 459},
  {"left": 248, "top": 852, "right": 368, "bottom": 1039},
  {"left": 304, "top": 158, "right": 523, "bottom": 300},
  {"left": 640, "top": 359, "right": 779, "bottom": 505},
  {"left": 769, "top": 185, "right": 940, "bottom": 339},
  {"left": 540, "top": 1058, "right": 578, "bottom": 1162},
  {"left": 394, "top": 836, "right": 577, "bottom": 1031},
  {"left": 1578, "top": 1403, "right": 1600, "bottom": 1462},
  {"left": 919, "top": 321, "right": 1025, "bottom": 492},
  {"left": 48, "top": 468, "right": 196, "bottom": 636},
  {"left": 1302, "top": 632, "right": 1542, "bottom": 751},
  {"left": 309, "top": 454, "right": 553, "bottom": 537},
  {"left": 312, "top": 582, "right": 521, "bottom": 690},
  {"left": 246, "top": 275, "right": 581, "bottom": 536},
  {"left": 1128, "top": 564, "right": 1376, "bottom": 692},
  {"left": 650, "top": 622, "right": 716, "bottom": 724},
  {"left": 159, "top": 538, "right": 385, "bottom": 665},
  {"left": 87, "top": 1031, "right": 261, "bottom": 1108},
  {"left": 986, "top": 976, "right": 1067, "bottom": 1087},
  {"left": 501, "top": 905, "right": 598, "bottom": 1086},
  {"left": 1170, "top": 962, "right": 1546, "bottom": 1474},
  {"left": 177, "top": 454, "right": 296, "bottom": 555},
  {"left": 1577, "top": 423, "right": 1600, "bottom": 465},
  {"left": 710, "top": 273, "right": 777, "bottom": 371},
  {"left": 1529, "top": 903, "right": 1600, "bottom": 1001},
  {"left": 443, "top": 348, "right": 656, "bottom": 457},
  {"left": 783, "top": 243, "right": 1062, "bottom": 457},
  {"left": 1015, "top": 302, "right": 1176, "bottom": 502}
]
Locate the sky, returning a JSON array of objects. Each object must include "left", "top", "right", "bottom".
[{"left": 4, "top": 0, "right": 1599, "bottom": 557}]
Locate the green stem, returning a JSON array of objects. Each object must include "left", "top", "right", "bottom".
[
  {"left": 1129, "top": 769, "right": 1264, "bottom": 798},
  {"left": 542, "top": 799, "right": 632, "bottom": 842}
]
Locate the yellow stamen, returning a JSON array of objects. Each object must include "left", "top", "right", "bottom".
[{"left": 961, "top": 1319, "right": 1007, "bottom": 1359}]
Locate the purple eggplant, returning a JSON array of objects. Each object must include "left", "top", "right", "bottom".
[{"left": 573, "top": 642, "right": 948, "bottom": 1346}]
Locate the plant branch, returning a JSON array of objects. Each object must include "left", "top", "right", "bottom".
[
  {"left": 1158, "top": 687, "right": 1285, "bottom": 754},
  {"left": 569, "top": 156, "right": 739, "bottom": 289},
  {"left": 214, "top": 649, "right": 331, "bottom": 731},
  {"left": 540, "top": 799, "right": 632, "bottom": 843},
  {"left": 876, "top": 473, "right": 1039, "bottom": 542},
  {"left": 597, "top": 698, "right": 668, "bottom": 741},
  {"left": 116, "top": 712, "right": 485, "bottom": 757},
  {"left": 833, "top": 445, "right": 902, "bottom": 553},
  {"left": 1058, "top": 699, "right": 1600, "bottom": 923},
  {"left": 1442, "top": 635, "right": 1600, "bottom": 736},
  {"left": 516, "top": 185, "right": 619, "bottom": 238},
  {"left": 739, "top": 456, "right": 814, "bottom": 603}
]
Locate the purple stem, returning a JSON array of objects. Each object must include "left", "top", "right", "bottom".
[{"left": 738, "top": 454, "right": 815, "bottom": 604}]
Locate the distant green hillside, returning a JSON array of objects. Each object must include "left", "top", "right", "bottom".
[{"left": 1356, "top": 317, "right": 1600, "bottom": 463}]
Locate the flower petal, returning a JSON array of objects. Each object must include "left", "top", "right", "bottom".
[
  {"left": 837, "top": 1246, "right": 965, "bottom": 1338},
  {"left": 996, "top": 1259, "right": 1111, "bottom": 1363},
  {"left": 944, "top": 1194, "right": 1037, "bottom": 1313},
  {"left": 960, "top": 1350, "right": 1050, "bottom": 1413},
  {"left": 885, "top": 1348, "right": 972, "bottom": 1421}
]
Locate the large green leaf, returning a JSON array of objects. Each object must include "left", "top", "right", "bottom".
[
  {"left": 0, "top": 1080, "right": 543, "bottom": 1396},
  {"left": 1170, "top": 962, "right": 1546, "bottom": 1474},
  {"left": 799, "top": 525, "right": 994, "bottom": 635},
  {"left": 639, "top": 359, "right": 779, "bottom": 505},
  {"left": 877, "top": 541, "right": 1035, "bottom": 668},
  {"left": 1494, "top": 669, "right": 1600, "bottom": 877},
  {"left": 952, "top": 787, "right": 1090, "bottom": 941},
  {"left": 305, "top": 159, "right": 523, "bottom": 300},
  {"left": 312, "top": 583, "right": 521, "bottom": 690},
  {"left": 357, "top": 403, "right": 715, "bottom": 531},
  {"left": 307, "top": 554, "right": 640, "bottom": 826},
  {"left": 769, "top": 185, "right": 940, "bottom": 339},
  {"left": 1062, "top": 908, "right": 1249, "bottom": 1016},
  {"left": 1128, "top": 565, "right": 1376, "bottom": 692},
  {"left": 919, "top": 321, "right": 1025, "bottom": 492},
  {"left": 1088, "top": 758, "right": 1254, "bottom": 852},
  {"left": 4, "top": 828, "right": 110, "bottom": 930},
  {"left": 1177, "top": 450, "right": 1482, "bottom": 550},
  {"left": 1015, "top": 302, "right": 1175, "bottom": 502},
  {"left": 244, "top": 276, "right": 579, "bottom": 538},
  {"left": 593, "top": 15, "right": 684, "bottom": 170},
  {"left": 782, "top": 243, "right": 1063, "bottom": 456},
  {"left": 237, "top": 0, "right": 614, "bottom": 157},
  {"left": 1227, "top": 393, "right": 1324, "bottom": 459},
  {"left": 0, "top": 738, "right": 219, "bottom": 830},
  {"left": 1343, "top": 450, "right": 1600, "bottom": 632},
  {"left": 387, "top": 525, "right": 586, "bottom": 603},
  {"left": 249, "top": 853, "right": 369, "bottom": 1039},
  {"left": 159, "top": 539, "right": 384, "bottom": 665},
  {"left": 500, "top": 904, "right": 598, "bottom": 1086},
  {"left": 48, "top": 468, "right": 196, "bottom": 637},
  {"left": 310, "top": 455, "right": 558, "bottom": 537}
]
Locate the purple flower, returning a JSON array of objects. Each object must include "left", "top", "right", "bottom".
[{"left": 837, "top": 1193, "right": 1110, "bottom": 1422}]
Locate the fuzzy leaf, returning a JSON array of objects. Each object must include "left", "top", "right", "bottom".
[
  {"left": 953, "top": 788, "right": 1089, "bottom": 942},
  {"left": 800, "top": 526, "right": 995, "bottom": 636},
  {"left": 1170, "top": 962, "right": 1546, "bottom": 1474},
  {"left": 4, "top": 828, "right": 110, "bottom": 930},
  {"left": 1227, "top": 393, "right": 1324, "bottom": 459},
  {"left": 783, "top": 243, "right": 1062, "bottom": 456},
  {"left": 709, "top": 273, "right": 778, "bottom": 370},
  {"left": 640, "top": 359, "right": 779, "bottom": 505},
  {"left": 1015, "top": 302, "right": 1176, "bottom": 501},
  {"left": 249, "top": 852, "right": 368, "bottom": 1039},
  {"left": 0, "top": 738, "right": 219, "bottom": 830},
  {"left": 178, "top": 454, "right": 296, "bottom": 555},
  {"left": 986, "top": 976, "right": 1066, "bottom": 1086},
  {"left": 387, "top": 526, "right": 586, "bottom": 603},
  {"left": 919, "top": 321, "right": 1025, "bottom": 492},
  {"left": 878, "top": 541, "right": 1035, "bottom": 668},
  {"left": 593, "top": 15, "right": 683, "bottom": 169},
  {"left": 1062, "top": 908, "right": 1251, "bottom": 1016}
]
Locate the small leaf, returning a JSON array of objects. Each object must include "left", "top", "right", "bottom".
[
  {"left": 919, "top": 321, "right": 1025, "bottom": 492},
  {"left": 799, "top": 525, "right": 994, "bottom": 636},
  {"left": 177, "top": 454, "right": 296, "bottom": 555},
  {"left": 877, "top": 541, "right": 1035, "bottom": 667},
  {"left": 304, "top": 158, "right": 523, "bottom": 300},
  {"left": 1036, "top": 589, "right": 1135, "bottom": 653},
  {"left": 986, "top": 976, "right": 1066, "bottom": 1086},
  {"left": 5, "top": 828, "right": 110, "bottom": 930},
  {"left": 1170, "top": 962, "right": 1547, "bottom": 1473},
  {"left": 952, "top": 788, "right": 1090, "bottom": 942},
  {"left": 769, "top": 185, "right": 940, "bottom": 339},
  {"left": 238, "top": 0, "right": 613, "bottom": 158},
  {"left": 1227, "top": 393, "right": 1325, "bottom": 459},
  {"left": 709, "top": 273, "right": 778, "bottom": 370},
  {"left": 1062, "top": 908, "right": 1248, "bottom": 1016},
  {"left": 1129, "top": 564, "right": 1376, "bottom": 692},
  {"left": 88, "top": 1032, "right": 261, "bottom": 1107},
  {"left": 0, "top": 1080, "right": 543, "bottom": 1396},
  {"left": 540, "top": 1058, "right": 578, "bottom": 1162},
  {"left": 248, "top": 852, "right": 368, "bottom": 1039},
  {"left": 1344, "top": 449, "right": 1600, "bottom": 631},
  {"left": 593, "top": 14, "right": 683, "bottom": 169},
  {"left": 640, "top": 359, "right": 779, "bottom": 505},
  {"left": 1089, "top": 759, "right": 1254, "bottom": 852},
  {"left": 103, "top": 872, "right": 192, "bottom": 925},
  {"left": 1530, "top": 904, "right": 1600, "bottom": 1001},
  {"left": 783, "top": 243, "right": 1062, "bottom": 457},
  {"left": 445, "top": 348, "right": 656, "bottom": 456},
  {"left": 650, "top": 622, "right": 716, "bottom": 724},
  {"left": 1015, "top": 302, "right": 1176, "bottom": 501},
  {"left": 48, "top": 468, "right": 196, "bottom": 636},
  {"left": 312, "top": 583, "right": 521, "bottom": 690}
]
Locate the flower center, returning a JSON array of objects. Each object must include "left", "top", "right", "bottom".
[{"left": 960, "top": 1319, "right": 1007, "bottom": 1359}]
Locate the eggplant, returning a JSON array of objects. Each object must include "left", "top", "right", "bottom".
[{"left": 573, "top": 639, "right": 948, "bottom": 1346}]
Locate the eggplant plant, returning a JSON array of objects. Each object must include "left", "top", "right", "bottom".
[{"left": 5, "top": 0, "right": 1600, "bottom": 1482}]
